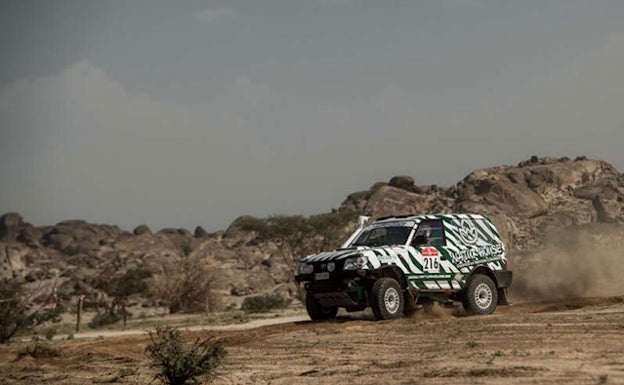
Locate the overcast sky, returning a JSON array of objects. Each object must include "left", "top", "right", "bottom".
[{"left": 1, "top": 0, "right": 624, "bottom": 231}]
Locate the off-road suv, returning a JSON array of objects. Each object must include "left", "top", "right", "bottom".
[{"left": 295, "top": 214, "right": 512, "bottom": 320}]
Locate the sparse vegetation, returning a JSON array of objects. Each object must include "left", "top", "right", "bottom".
[
  {"left": 16, "top": 342, "right": 61, "bottom": 360},
  {"left": 93, "top": 260, "right": 152, "bottom": 327},
  {"left": 151, "top": 254, "right": 222, "bottom": 314},
  {"left": 0, "top": 278, "right": 61, "bottom": 343},
  {"left": 237, "top": 210, "right": 360, "bottom": 284},
  {"left": 145, "top": 326, "right": 226, "bottom": 385},
  {"left": 44, "top": 326, "right": 57, "bottom": 341},
  {"left": 241, "top": 294, "right": 291, "bottom": 313},
  {"left": 88, "top": 311, "right": 122, "bottom": 329}
]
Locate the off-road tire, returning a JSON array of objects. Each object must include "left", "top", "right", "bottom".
[
  {"left": 371, "top": 278, "right": 404, "bottom": 320},
  {"left": 305, "top": 291, "right": 338, "bottom": 321},
  {"left": 462, "top": 274, "right": 498, "bottom": 315}
]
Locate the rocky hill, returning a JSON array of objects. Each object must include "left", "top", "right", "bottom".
[
  {"left": 2, "top": 156, "right": 623, "bottom": 315},
  {"left": 341, "top": 156, "right": 624, "bottom": 250}
]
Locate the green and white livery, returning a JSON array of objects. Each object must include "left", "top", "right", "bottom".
[{"left": 295, "top": 213, "right": 513, "bottom": 321}]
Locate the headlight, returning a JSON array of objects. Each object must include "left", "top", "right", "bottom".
[
  {"left": 327, "top": 262, "right": 335, "bottom": 272},
  {"left": 343, "top": 255, "right": 368, "bottom": 270},
  {"left": 298, "top": 262, "right": 314, "bottom": 275}
]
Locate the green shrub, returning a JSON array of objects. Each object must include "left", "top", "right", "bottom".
[
  {"left": 44, "top": 326, "right": 57, "bottom": 341},
  {"left": 88, "top": 311, "right": 121, "bottom": 329},
  {"left": 241, "top": 294, "right": 291, "bottom": 313},
  {"left": 145, "top": 326, "right": 226, "bottom": 385}
]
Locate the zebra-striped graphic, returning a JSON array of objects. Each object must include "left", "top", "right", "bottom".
[{"left": 299, "top": 214, "right": 507, "bottom": 292}]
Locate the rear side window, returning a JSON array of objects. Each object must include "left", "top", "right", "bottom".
[{"left": 413, "top": 220, "right": 446, "bottom": 246}]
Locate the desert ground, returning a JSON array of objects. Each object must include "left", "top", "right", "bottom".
[{"left": 1, "top": 296, "right": 623, "bottom": 385}]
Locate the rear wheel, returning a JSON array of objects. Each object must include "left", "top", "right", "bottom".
[
  {"left": 371, "top": 278, "right": 404, "bottom": 320},
  {"left": 462, "top": 274, "right": 498, "bottom": 315},
  {"left": 305, "top": 291, "right": 338, "bottom": 321}
]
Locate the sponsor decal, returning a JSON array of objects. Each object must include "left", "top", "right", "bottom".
[
  {"left": 458, "top": 219, "right": 479, "bottom": 245},
  {"left": 421, "top": 247, "right": 439, "bottom": 257},
  {"left": 410, "top": 274, "right": 453, "bottom": 280},
  {"left": 451, "top": 243, "right": 504, "bottom": 267}
]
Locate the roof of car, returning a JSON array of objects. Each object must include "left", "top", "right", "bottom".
[{"left": 374, "top": 213, "right": 487, "bottom": 223}]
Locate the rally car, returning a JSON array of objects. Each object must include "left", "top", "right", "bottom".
[{"left": 295, "top": 214, "right": 512, "bottom": 320}]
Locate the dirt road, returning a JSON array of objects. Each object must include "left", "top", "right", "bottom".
[{"left": 2, "top": 297, "right": 623, "bottom": 385}]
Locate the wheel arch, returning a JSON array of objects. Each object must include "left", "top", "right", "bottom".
[
  {"left": 468, "top": 265, "right": 497, "bottom": 286},
  {"left": 371, "top": 266, "right": 408, "bottom": 289}
]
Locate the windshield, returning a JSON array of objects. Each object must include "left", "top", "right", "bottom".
[{"left": 351, "top": 225, "right": 412, "bottom": 247}]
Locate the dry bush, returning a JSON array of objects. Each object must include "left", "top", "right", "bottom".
[
  {"left": 0, "top": 277, "right": 61, "bottom": 343},
  {"left": 241, "top": 293, "right": 291, "bottom": 313},
  {"left": 151, "top": 253, "right": 222, "bottom": 314},
  {"left": 16, "top": 343, "right": 61, "bottom": 360},
  {"left": 146, "top": 326, "right": 226, "bottom": 385}
]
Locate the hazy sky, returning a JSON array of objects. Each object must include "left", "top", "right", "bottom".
[{"left": 1, "top": 0, "right": 624, "bottom": 231}]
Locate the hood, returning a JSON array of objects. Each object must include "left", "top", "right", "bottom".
[{"left": 301, "top": 247, "right": 362, "bottom": 263}]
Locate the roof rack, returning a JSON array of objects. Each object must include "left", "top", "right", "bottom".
[{"left": 375, "top": 214, "right": 417, "bottom": 221}]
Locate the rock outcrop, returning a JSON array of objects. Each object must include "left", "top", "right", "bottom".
[
  {"left": 1, "top": 156, "right": 623, "bottom": 313},
  {"left": 340, "top": 156, "right": 624, "bottom": 249}
]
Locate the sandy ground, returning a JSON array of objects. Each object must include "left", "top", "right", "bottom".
[{"left": 1, "top": 296, "right": 624, "bottom": 385}]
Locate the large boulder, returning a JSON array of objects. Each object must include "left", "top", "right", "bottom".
[
  {"left": 133, "top": 224, "right": 151, "bottom": 235},
  {"left": 388, "top": 176, "right": 421, "bottom": 193},
  {"left": 0, "top": 213, "right": 23, "bottom": 242}
]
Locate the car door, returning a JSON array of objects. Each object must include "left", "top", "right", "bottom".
[{"left": 411, "top": 219, "right": 460, "bottom": 290}]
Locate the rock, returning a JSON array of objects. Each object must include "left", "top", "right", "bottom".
[
  {"left": 593, "top": 196, "right": 621, "bottom": 223},
  {"left": 18, "top": 223, "right": 41, "bottom": 247},
  {"left": 575, "top": 185, "right": 605, "bottom": 200},
  {"left": 230, "top": 286, "right": 253, "bottom": 296},
  {"left": 272, "top": 282, "right": 297, "bottom": 299},
  {"left": 223, "top": 216, "right": 259, "bottom": 244},
  {"left": 388, "top": 176, "right": 421, "bottom": 193},
  {"left": 339, "top": 156, "right": 624, "bottom": 250},
  {"left": 0, "top": 244, "right": 29, "bottom": 279},
  {"left": 46, "top": 233, "right": 74, "bottom": 251},
  {"left": 133, "top": 224, "right": 151, "bottom": 235},
  {"left": 0, "top": 213, "right": 24, "bottom": 242},
  {"left": 194, "top": 226, "right": 208, "bottom": 238}
]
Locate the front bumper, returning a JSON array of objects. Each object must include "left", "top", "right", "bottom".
[{"left": 296, "top": 270, "right": 369, "bottom": 308}]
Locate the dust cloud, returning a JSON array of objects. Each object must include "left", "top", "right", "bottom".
[{"left": 509, "top": 224, "right": 624, "bottom": 302}]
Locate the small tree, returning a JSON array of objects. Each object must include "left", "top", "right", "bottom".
[
  {"left": 93, "top": 260, "right": 152, "bottom": 327},
  {"left": 146, "top": 326, "right": 226, "bottom": 385},
  {"left": 151, "top": 253, "right": 221, "bottom": 314},
  {"left": 237, "top": 210, "right": 360, "bottom": 281},
  {"left": 0, "top": 278, "right": 61, "bottom": 343}
]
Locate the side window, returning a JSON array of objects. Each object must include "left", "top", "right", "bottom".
[{"left": 413, "top": 220, "right": 446, "bottom": 247}]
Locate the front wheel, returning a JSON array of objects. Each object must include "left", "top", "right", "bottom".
[
  {"left": 462, "top": 274, "right": 498, "bottom": 315},
  {"left": 305, "top": 291, "right": 338, "bottom": 321},
  {"left": 371, "top": 278, "right": 404, "bottom": 320}
]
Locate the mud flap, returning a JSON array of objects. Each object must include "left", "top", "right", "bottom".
[{"left": 498, "top": 287, "right": 511, "bottom": 306}]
